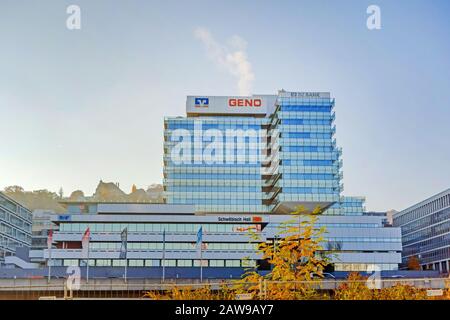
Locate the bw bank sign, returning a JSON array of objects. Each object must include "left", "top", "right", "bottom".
[{"left": 187, "top": 95, "right": 277, "bottom": 116}]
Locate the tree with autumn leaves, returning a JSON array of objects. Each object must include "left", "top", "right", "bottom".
[
  {"left": 231, "top": 206, "right": 330, "bottom": 300},
  {"left": 407, "top": 255, "right": 421, "bottom": 271},
  {"left": 147, "top": 206, "right": 332, "bottom": 300},
  {"left": 145, "top": 206, "right": 449, "bottom": 300},
  {"left": 333, "top": 272, "right": 430, "bottom": 300}
]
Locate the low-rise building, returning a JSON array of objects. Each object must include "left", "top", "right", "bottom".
[{"left": 24, "top": 202, "right": 402, "bottom": 273}]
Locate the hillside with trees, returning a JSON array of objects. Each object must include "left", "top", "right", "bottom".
[
  {"left": 3, "top": 186, "right": 66, "bottom": 213},
  {"left": 3, "top": 181, "right": 164, "bottom": 213}
]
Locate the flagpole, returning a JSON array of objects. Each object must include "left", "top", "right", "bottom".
[
  {"left": 86, "top": 242, "right": 90, "bottom": 284},
  {"left": 81, "top": 228, "right": 91, "bottom": 284},
  {"left": 162, "top": 229, "right": 166, "bottom": 283},
  {"left": 120, "top": 227, "right": 128, "bottom": 283},
  {"left": 124, "top": 258, "right": 127, "bottom": 283},
  {"left": 47, "top": 229, "right": 52, "bottom": 284},
  {"left": 48, "top": 244, "right": 51, "bottom": 283},
  {"left": 200, "top": 242, "right": 203, "bottom": 283},
  {"left": 196, "top": 226, "right": 203, "bottom": 283}
]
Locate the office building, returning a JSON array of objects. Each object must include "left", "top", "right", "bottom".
[
  {"left": 3, "top": 91, "right": 403, "bottom": 275},
  {"left": 18, "top": 201, "right": 400, "bottom": 272},
  {"left": 164, "top": 92, "right": 342, "bottom": 214},
  {"left": 326, "top": 196, "right": 366, "bottom": 216},
  {"left": 0, "top": 192, "right": 32, "bottom": 265},
  {"left": 31, "top": 210, "right": 57, "bottom": 251},
  {"left": 393, "top": 188, "right": 450, "bottom": 273}
]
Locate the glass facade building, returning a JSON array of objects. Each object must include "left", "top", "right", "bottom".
[
  {"left": 0, "top": 192, "right": 32, "bottom": 264},
  {"left": 393, "top": 188, "right": 450, "bottom": 273},
  {"left": 3, "top": 91, "right": 403, "bottom": 275},
  {"left": 164, "top": 91, "right": 342, "bottom": 214},
  {"left": 22, "top": 203, "right": 401, "bottom": 272},
  {"left": 164, "top": 116, "right": 268, "bottom": 213},
  {"left": 326, "top": 196, "right": 366, "bottom": 216},
  {"left": 268, "top": 92, "right": 341, "bottom": 214},
  {"left": 31, "top": 210, "right": 57, "bottom": 251}
]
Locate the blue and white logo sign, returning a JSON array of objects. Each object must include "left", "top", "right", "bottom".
[
  {"left": 187, "top": 95, "right": 275, "bottom": 115},
  {"left": 194, "top": 97, "right": 209, "bottom": 108}
]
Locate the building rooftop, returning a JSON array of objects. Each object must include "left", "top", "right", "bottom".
[{"left": 393, "top": 188, "right": 450, "bottom": 219}]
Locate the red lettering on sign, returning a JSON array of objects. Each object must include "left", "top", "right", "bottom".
[{"left": 228, "top": 99, "right": 262, "bottom": 107}]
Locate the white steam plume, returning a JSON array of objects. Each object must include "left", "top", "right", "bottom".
[{"left": 194, "top": 27, "right": 255, "bottom": 96}]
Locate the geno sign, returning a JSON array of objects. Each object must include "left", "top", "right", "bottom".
[
  {"left": 228, "top": 98, "right": 262, "bottom": 107},
  {"left": 186, "top": 95, "right": 276, "bottom": 115}
]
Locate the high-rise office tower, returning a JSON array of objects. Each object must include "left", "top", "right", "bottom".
[{"left": 164, "top": 91, "right": 349, "bottom": 214}]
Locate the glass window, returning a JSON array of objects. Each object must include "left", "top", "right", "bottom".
[
  {"left": 163, "top": 260, "right": 176, "bottom": 267},
  {"left": 129, "top": 259, "right": 144, "bottom": 267},
  {"left": 177, "top": 259, "right": 193, "bottom": 267},
  {"left": 52, "top": 259, "right": 63, "bottom": 267},
  {"left": 210, "top": 260, "right": 225, "bottom": 267},
  {"left": 194, "top": 260, "right": 208, "bottom": 267},
  {"left": 112, "top": 260, "right": 126, "bottom": 267},
  {"left": 145, "top": 259, "right": 159, "bottom": 267},
  {"left": 225, "top": 260, "right": 240, "bottom": 267},
  {"left": 96, "top": 259, "right": 111, "bottom": 267},
  {"left": 63, "top": 259, "right": 79, "bottom": 267}
]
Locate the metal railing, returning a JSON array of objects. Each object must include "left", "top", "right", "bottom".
[{"left": 0, "top": 277, "right": 448, "bottom": 300}]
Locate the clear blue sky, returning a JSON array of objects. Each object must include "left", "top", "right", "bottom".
[{"left": 0, "top": 0, "right": 449, "bottom": 211}]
